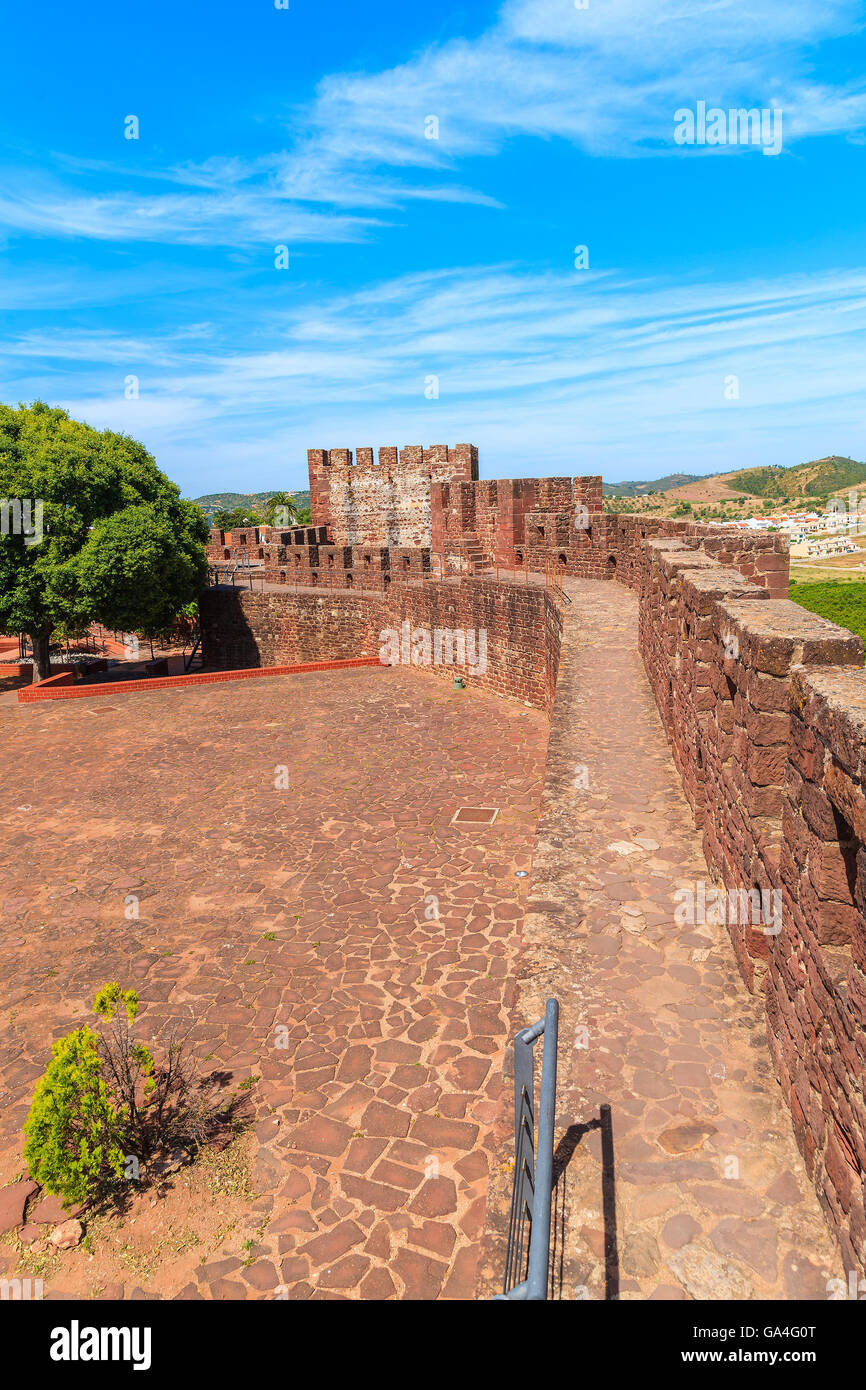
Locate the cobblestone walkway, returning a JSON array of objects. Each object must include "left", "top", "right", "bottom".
[
  {"left": 479, "top": 578, "right": 845, "bottom": 1300},
  {"left": 0, "top": 667, "right": 547, "bottom": 1299}
]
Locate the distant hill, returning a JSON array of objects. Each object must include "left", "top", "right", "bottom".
[
  {"left": 191, "top": 490, "right": 311, "bottom": 519},
  {"left": 603, "top": 455, "right": 866, "bottom": 518},
  {"left": 603, "top": 473, "right": 707, "bottom": 497},
  {"left": 731, "top": 457, "right": 866, "bottom": 500},
  {"left": 603, "top": 457, "right": 866, "bottom": 504}
]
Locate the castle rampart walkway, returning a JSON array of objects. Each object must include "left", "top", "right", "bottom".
[{"left": 478, "top": 577, "right": 844, "bottom": 1299}]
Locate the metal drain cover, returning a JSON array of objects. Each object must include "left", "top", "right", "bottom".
[{"left": 451, "top": 807, "right": 499, "bottom": 825}]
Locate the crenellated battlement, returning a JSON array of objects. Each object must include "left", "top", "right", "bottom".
[
  {"left": 308, "top": 444, "right": 478, "bottom": 477},
  {"left": 308, "top": 443, "right": 478, "bottom": 548}
]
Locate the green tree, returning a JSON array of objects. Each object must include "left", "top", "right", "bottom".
[
  {"left": 264, "top": 491, "right": 300, "bottom": 526},
  {"left": 0, "top": 402, "right": 209, "bottom": 678},
  {"left": 212, "top": 505, "right": 264, "bottom": 530},
  {"left": 24, "top": 982, "right": 218, "bottom": 1206},
  {"left": 75, "top": 505, "right": 206, "bottom": 647}
]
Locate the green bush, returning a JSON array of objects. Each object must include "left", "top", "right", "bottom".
[
  {"left": 23, "top": 1026, "right": 126, "bottom": 1207},
  {"left": 23, "top": 981, "right": 219, "bottom": 1208}
]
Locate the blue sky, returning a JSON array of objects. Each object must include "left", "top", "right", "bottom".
[{"left": 2, "top": 0, "right": 866, "bottom": 495}]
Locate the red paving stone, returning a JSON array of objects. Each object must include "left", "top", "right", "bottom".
[{"left": 0, "top": 665, "right": 547, "bottom": 1299}]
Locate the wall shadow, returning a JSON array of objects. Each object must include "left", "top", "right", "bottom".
[{"left": 549, "top": 1102, "right": 619, "bottom": 1301}]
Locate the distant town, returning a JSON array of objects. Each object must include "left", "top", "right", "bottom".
[{"left": 709, "top": 504, "right": 866, "bottom": 560}]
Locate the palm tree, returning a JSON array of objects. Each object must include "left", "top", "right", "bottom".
[{"left": 265, "top": 492, "right": 299, "bottom": 527}]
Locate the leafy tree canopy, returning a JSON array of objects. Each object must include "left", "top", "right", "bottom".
[
  {"left": 264, "top": 491, "right": 299, "bottom": 526},
  {"left": 212, "top": 505, "right": 264, "bottom": 530},
  {"left": 0, "top": 402, "right": 209, "bottom": 675}
]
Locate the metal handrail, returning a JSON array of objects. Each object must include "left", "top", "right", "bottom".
[
  {"left": 183, "top": 629, "right": 202, "bottom": 673},
  {"left": 205, "top": 551, "right": 571, "bottom": 604},
  {"left": 494, "top": 997, "right": 559, "bottom": 1301}
]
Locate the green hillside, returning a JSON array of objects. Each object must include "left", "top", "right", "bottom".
[
  {"left": 603, "top": 473, "right": 706, "bottom": 497},
  {"left": 735, "top": 457, "right": 866, "bottom": 500},
  {"left": 191, "top": 490, "right": 311, "bottom": 519}
]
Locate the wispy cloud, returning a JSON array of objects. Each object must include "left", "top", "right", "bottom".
[
  {"left": 2, "top": 0, "right": 865, "bottom": 250},
  {"left": 4, "top": 261, "right": 864, "bottom": 487},
  {"left": 0, "top": 179, "right": 383, "bottom": 247}
]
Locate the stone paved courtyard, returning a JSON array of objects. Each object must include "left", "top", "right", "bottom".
[
  {"left": 0, "top": 666, "right": 547, "bottom": 1299},
  {"left": 0, "top": 582, "right": 851, "bottom": 1300}
]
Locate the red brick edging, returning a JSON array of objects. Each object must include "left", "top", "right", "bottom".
[{"left": 17, "top": 657, "right": 385, "bottom": 703}]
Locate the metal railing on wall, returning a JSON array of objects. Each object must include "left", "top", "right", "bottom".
[
  {"left": 494, "top": 997, "right": 559, "bottom": 1301},
  {"left": 425, "top": 553, "right": 570, "bottom": 605},
  {"left": 206, "top": 554, "right": 571, "bottom": 605}
]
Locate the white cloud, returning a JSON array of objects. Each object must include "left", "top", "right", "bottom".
[
  {"left": 2, "top": 0, "right": 864, "bottom": 250},
  {"left": 4, "top": 260, "right": 864, "bottom": 489}
]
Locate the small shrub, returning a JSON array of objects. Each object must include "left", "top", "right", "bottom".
[
  {"left": 93, "top": 983, "right": 220, "bottom": 1161},
  {"left": 23, "top": 982, "right": 224, "bottom": 1206},
  {"left": 23, "top": 1027, "right": 126, "bottom": 1207}
]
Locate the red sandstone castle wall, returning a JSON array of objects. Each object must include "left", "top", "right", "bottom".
[
  {"left": 199, "top": 578, "right": 561, "bottom": 715},
  {"left": 634, "top": 529, "right": 866, "bottom": 1273},
  {"left": 199, "top": 447, "right": 866, "bottom": 1268},
  {"left": 431, "top": 476, "right": 585, "bottom": 570},
  {"left": 568, "top": 511, "right": 790, "bottom": 596},
  {"left": 772, "top": 667, "right": 866, "bottom": 1272}
]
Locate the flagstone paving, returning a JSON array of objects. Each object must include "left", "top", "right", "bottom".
[
  {"left": 0, "top": 665, "right": 547, "bottom": 1299},
  {"left": 477, "top": 578, "right": 846, "bottom": 1301},
  {"left": 0, "top": 582, "right": 851, "bottom": 1301}
]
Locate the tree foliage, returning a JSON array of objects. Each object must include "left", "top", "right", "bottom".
[
  {"left": 789, "top": 579, "right": 866, "bottom": 644},
  {"left": 212, "top": 504, "right": 264, "bottom": 530},
  {"left": 264, "top": 491, "right": 299, "bottom": 526},
  {"left": 23, "top": 1027, "right": 126, "bottom": 1207},
  {"left": 0, "top": 402, "right": 209, "bottom": 675}
]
